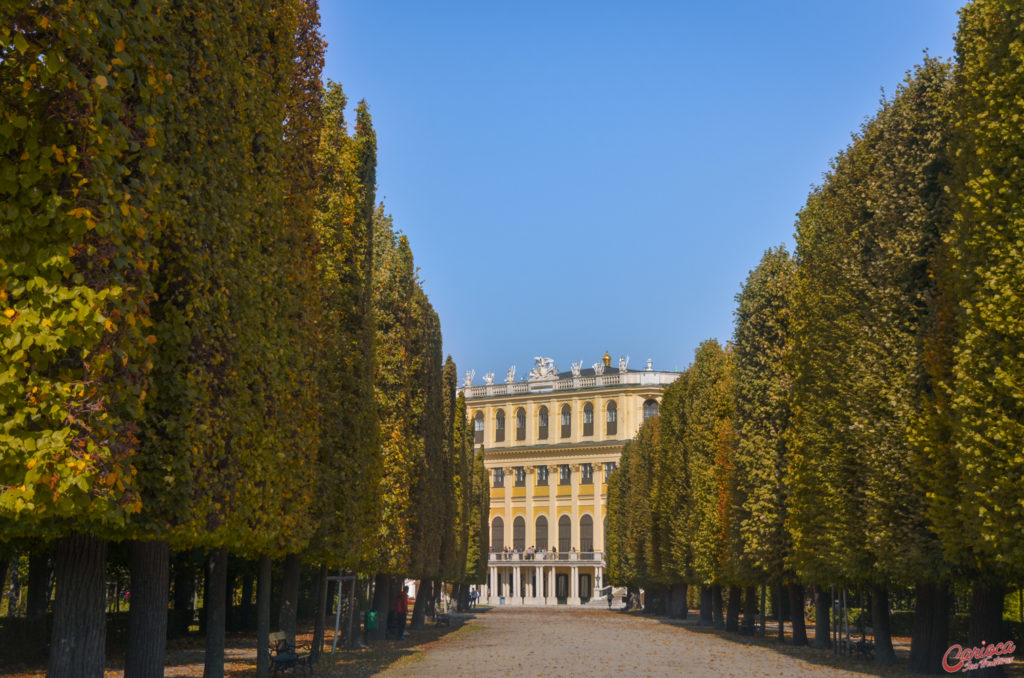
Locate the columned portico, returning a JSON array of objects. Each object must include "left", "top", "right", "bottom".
[{"left": 483, "top": 551, "right": 607, "bottom": 606}]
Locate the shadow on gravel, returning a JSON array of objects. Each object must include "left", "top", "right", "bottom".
[
  {"left": 623, "top": 611, "right": 1024, "bottom": 678},
  {"left": 315, "top": 610, "right": 488, "bottom": 678}
]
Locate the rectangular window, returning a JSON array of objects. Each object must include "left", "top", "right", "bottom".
[
  {"left": 539, "top": 409, "right": 548, "bottom": 440},
  {"left": 559, "top": 464, "right": 571, "bottom": 485},
  {"left": 537, "top": 466, "right": 549, "bottom": 486},
  {"left": 581, "top": 463, "right": 593, "bottom": 484},
  {"left": 493, "top": 468, "right": 505, "bottom": 488},
  {"left": 514, "top": 466, "right": 526, "bottom": 487},
  {"left": 604, "top": 462, "right": 617, "bottom": 479}
]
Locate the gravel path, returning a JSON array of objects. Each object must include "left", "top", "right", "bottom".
[{"left": 376, "top": 607, "right": 887, "bottom": 678}]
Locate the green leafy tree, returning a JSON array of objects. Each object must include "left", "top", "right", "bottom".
[
  {"left": 732, "top": 247, "right": 795, "bottom": 591},
  {"left": 789, "top": 57, "right": 955, "bottom": 662},
  {"left": 309, "top": 85, "right": 379, "bottom": 569},
  {"left": 929, "top": 0, "right": 1024, "bottom": 650},
  {"left": 2, "top": 4, "right": 166, "bottom": 675}
]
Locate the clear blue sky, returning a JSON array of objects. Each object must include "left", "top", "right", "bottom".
[{"left": 320, "top": 1, "right": 964, "bottom": 379}]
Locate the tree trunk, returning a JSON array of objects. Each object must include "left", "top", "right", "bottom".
[
  {"left": 968, "top": 580, "right": 1007, "bottom": 678},
  {"left": 311, "top": 564, "right": 328, "bottom": 662},
  {"left": 670, "top": 582, "right": 687, "bottom": 618},
  {"left": 370, "top": 574, "right": 390, "bottom": 642},
  {"left": 760, "top": 585, "right": 767, "bottom": 636},
  {"left": 0, "top": 558, "right": 7, "bottom": 615},
  {"left": 457, "top": 582, "right": 470, "bottom": 612},
  {"left": 908, "top": 581, "right": 949, "bottom": 674},
  {"left": 726, "top": 586, "right": 741, "bottom": 632},
  {"left": 776, "top": 584, "right": 785, "bottom": 642},
  {"left": 7, "top": 554, "right": 22, "bottom": 618},
  {"left": 172, "top": 552, "right": 196, "bottom": 637},
  {"left": 278, "top": 554, "right": 301, "bottom": 645},
  {"left": 203, "top": 547, "right": 228, "bottom": 678},
  {"left": 256, "top": 555, "right": 271, "bottom": 678},
  {"left": 712, "top": 585, "right": 724, "bottom": 627},
  {"left": 699, "top": 586, "right": 713, "bottom": 625},
  {"left": 788, "top": 584, "right": 808, "bottom": 645},
  {"left": 125, "top": 540, "right": 170, "bottom": 678},
  {"left": 423, "top": 580, "right": 435, "bottom": 621},
  {"left": 224, "top": 565, "right": 237, "bottom": 632},
  {"left": 26, "top": 549, "right": 53, "bottom": 620},
  {"left": 643, "top": 586, "right": 657, "bottom": 613},
  {"left": 48, "top": 533, "right": 107, "bottom": 678},
  {"left": 812, "top": 585, "right": 831, "bottom": 649},
  {"left": 423, "top": 579, "right": 435, "bottom": 620},
  {"left": 870, "top": 584, "right": 896, "bottom": 663},
  {"left": 240, "top": 572, "right": 254, "bottom": 630},
  {"left": 742, "top": 585, "right": 757, "bottom": 635},
  {"left": 411, "top": 579, "right": 428, "bottom": 628}
]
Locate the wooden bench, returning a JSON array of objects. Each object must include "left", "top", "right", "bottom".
[
  {"left": 269, "top": 631, "right": 311, "bottom": 676},
  {"left": 855, "top": 637, "right": 875, "bottom": 659}
]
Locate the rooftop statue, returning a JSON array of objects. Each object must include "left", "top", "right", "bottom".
[
  {"left": 619, "top": 356, "right": 629, "bottom": 372},
  {"left": 528, "top": 356, "right": 558, "bottom": 381},
  {"left": 483, "top": 371, "right": 494, "bottom": 385},
  {"left": 571, "top": 360, "right": 582, "bottom": 378},
  {"left": 505, "top": 365, "right": 516, "bottom": 384},
  {"left": 463, "top": 369, "right": 475, "bottom": 388}
]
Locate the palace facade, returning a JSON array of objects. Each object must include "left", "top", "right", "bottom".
[{"left": 460, "top": 353, "right": 679, "bottom": 606}]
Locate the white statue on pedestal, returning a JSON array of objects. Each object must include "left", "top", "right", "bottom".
[
  {"left": 505, "top": 365, "right": 516, "bottom": 383},
  {"left": 463, "top": 369, "right": 475, "bottom": 388},
  {"left": 571, "top": 361, "right": 582, "bottom": 378},
  {"left": 528, "top": 356, "right": 558, "bottom": 380},
  {"left": 593, "top": 361, "right": 605, "bottom": 376},
  {"left": 483, "top": 371, "right": 494, "bottom": 385},
  {"left": 619, "top": 356, "right": 629, "bottom": 372}
]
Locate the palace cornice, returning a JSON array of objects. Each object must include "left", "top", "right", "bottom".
[
  {"left": 459, "top": 370, "right": 678, "bottom": 402},
  {"left": 483, "top": 440, "right": 624, "bottom": 463}
]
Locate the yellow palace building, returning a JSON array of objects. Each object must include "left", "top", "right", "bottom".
[{"left": 459, "top": 353, "right": 679, "bottom": 606}]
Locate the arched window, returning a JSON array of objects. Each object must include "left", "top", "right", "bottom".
[
  {"left": 643, "top": 399, "right": 659, "bottom": 420},
  {"left": 558, "top": 515, "right": 572, "bottom": 552},
  {"left": 491, "top": 516, "right": 504, "bottom": 552},
  {"left": 538, "top": 406, "right": 549, "bottom": 440},
  {"left": 513, "top": 516, "right": 526, "bottom": 550},
  {"left": 560, "top": 404, "right": 571, "bottom": 438},
  {"left": 580, "top": 515, "right": 594, "bottom": 552},
  {"left": 583, "top": 402, "right": 594, "bottom": 436},
  {"left": 606, "top": 401, "right": 617, "bottom": 435},
  {"left": 473, "top": 411, "right": 484, "bottom": 444},
  {"left": 535, "top": 515, "right": 549, "bottom": 550},
  {"left": 515, "top": 407, "right": 526, "bottom": 441},
  {"left": 495, "top": 409, "right": 505, "bottom": 442}
]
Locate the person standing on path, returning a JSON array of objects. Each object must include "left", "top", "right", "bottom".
[
  {"left": 395, "top": 586, "right": 409, "bottom": 640},
  {"left": 607, "top": 589, "right": 613, "bottom": 609}
]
